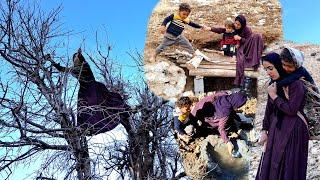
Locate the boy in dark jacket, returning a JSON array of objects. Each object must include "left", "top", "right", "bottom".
[{"left": 151, "top": 3, "right": 206, "bottom": 62}]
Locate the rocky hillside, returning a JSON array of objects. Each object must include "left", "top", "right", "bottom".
[
  {"left": 144, "top": 0, "right": 282, "bottom": 100},
  {"left": 144, "top": 1, "right": 320, "bottom": 179},
  {"left": 249, "top": 41, "right": 320, "bottom": 180},
  {"left": 145, "top": 0, "right": 282, "bottom": 55}
]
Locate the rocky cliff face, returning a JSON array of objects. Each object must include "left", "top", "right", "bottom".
[
  {"left": 250, "top": 41, "right": 320, "bottom": 180},
  {"left": 144, "top": 1, "right": 320, "bottom": 179},
  {"left": 144, "top": 0, "right": 282, "bottom": 100}
]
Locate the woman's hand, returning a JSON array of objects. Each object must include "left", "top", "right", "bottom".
[
  {"left": 234, "top": 35, "right": 242, "bottom": 41},
  {"left": 179, "top": 134, "right": 190, "bottom": 143},
  {"left": 259, "top": 130, "right": 268, "bottom": 152},
  {"left": 258, "top": 130, "right": 268, "bottom": 145},
  {"left": 267, "top": 82, "right": 278, "bottom": 100}
]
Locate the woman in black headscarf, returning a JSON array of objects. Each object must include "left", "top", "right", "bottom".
[
  {"left": 51, "top": 49, "right": 130, "bottom": 135},
  {"left": 210, "top": 15, "right": 264, "bottom": 87},
  {"left": 256, "top": 52, "right": 309, "bottom": 180}
]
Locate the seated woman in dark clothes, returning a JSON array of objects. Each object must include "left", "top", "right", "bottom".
[
  {"left": 191, "top": 91, "right": 247, "bottom": 157},
  {"left": 256, "top": 51, "right": 309, "bottom": 180},
  {"left": 51, "top": 49, "right": 130, "bottom": 135},
  {"left": 209, "top": 15, "right": 264, "bottom": 88}
]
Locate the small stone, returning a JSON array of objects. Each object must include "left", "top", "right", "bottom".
[
  {"left": 258, "top": 19, "right": 266, "bottom": 26},
  {"left": 311, "top": 52, "right": 317, "bottom": 56},
  {"left": 237, "top": 140, "right": 249, "bottom": 153},
  {"left": 311, "top": 147, "right": 318, "bottom": 155},
  {"left": 309, "top": 158, "right": 316, "bottom": 165}
]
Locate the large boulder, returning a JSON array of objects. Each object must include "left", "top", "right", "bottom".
[
  {"left": 181, "top": 135, "right": 250, "bottom": 180},
  {"left": 144, "top": 60, "right": 187, "bottom": 101},
  {"left": 177, "top": 102, "right": 257, "bottom": 179}
]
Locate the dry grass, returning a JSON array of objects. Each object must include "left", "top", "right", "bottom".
[
  {"left": 182, "top": 151, "right": 208, "bottom": 180},
  {"left": 145, "top": 0, "right": 282, "bottom": 61}
]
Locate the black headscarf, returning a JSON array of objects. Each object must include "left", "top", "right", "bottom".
[
  {"left": 235, "top": 15, "right": 247, "bottom": 34},
  {"left": 262, "top": 52, "right": 287, "bottom": 78},
  {"left": 261, "top": 52, "right": 288, "bottom": 128}
]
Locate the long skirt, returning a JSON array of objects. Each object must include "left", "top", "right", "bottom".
[
  {"left": 77, "top": 81, "right": 130, "bottom": 135},
  {"left": 234, "top": 34, "right": 264, "bottom": 86},
  {"left": 256, "top": 118, "right": 309, "bottom": 180}
]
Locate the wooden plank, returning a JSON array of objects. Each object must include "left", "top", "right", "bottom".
[
  {"left": 177, "top": 59, "right": 236, "bottom": 65},
  {"left": 180, "top": 64, "right": 255, "bottom": 71},
  {"left": 189, "top": 69, "right": 259, "bottom": 78},
  {"left": 203, "top": 48, "right": 222, "bottom": 53},
  {"left": 180, "top": 63, "right": 235, "bottom": 70}
]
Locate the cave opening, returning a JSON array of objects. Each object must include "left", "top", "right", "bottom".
[{"left": 203, "top": 77, "right": 258, "bottom": 98}]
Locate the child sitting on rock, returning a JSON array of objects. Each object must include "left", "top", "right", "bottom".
[
  {"left": 220, "top": 19, "right": 240, "bottom": 59},
  {"left": 151, "top": 3, "right": 207, "bottom": 62}
]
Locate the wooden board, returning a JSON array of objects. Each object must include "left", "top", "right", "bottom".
[
  {"left": 180, "top": 64, "right": 255, "bottom": 71},
  {"left": 177, "top": 59, "right": 236, "bottom": 65},
  {"left": 189, "top": 68, "right": 259, "bottom": 78}
]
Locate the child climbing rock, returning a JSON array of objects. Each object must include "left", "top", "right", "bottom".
[
  {"left": 151, "top": 3, "right": 207, "bottom": 62},
  {"left": 50, "top": 49, "right": 130, "bottom": 135}
]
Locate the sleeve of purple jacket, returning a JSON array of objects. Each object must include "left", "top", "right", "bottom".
[
  {"left": 262, "top": 97, "right": 273, "bottom": 131},
  {"left": 239, "top": 26, "right": 252, "bottom": 44},
  {"left": 211, "top": 27, "right": 226, "bottom": 34},
  {"left": 216, "top": 116, "right": 229, "bottom": 143},
  {"left": 273, "top": 80, "right": 306, "bottom": 116}
]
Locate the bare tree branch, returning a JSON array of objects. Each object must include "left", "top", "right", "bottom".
[{"left": 0, "top": 1, "right": 186, "bottom": 179}]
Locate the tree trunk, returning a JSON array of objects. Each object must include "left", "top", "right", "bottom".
[
  {"left": 63, "top": 125, "right": 92, "bottom": 180},
  {"left": 75, "top": 136, "right": 91, "bottom": 180},
  {"left": 123, "top": 119, "right": 155, "bottom": 180}
]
